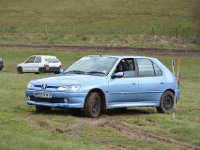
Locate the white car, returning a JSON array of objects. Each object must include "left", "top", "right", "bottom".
[{"left": 17, "top": 55, "right": 62, "bottom": 74}]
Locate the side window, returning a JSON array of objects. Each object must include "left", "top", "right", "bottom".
[
  {"left": 115, "top": 58, "right": 136, "bottom": 78},
  {"left": 153, "top": 63, "right": 162, "bottom": 76},
  {"left": 137, "top": 59, "right": 155, "bottom": 77},
  {"left": 25, "top": 56, "right": 35, "bottom": 63},
  {"left": 35, "top": 56, "right": 42, "bottom": 63}
]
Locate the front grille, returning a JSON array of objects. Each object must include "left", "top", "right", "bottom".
[
  {"left": 30, "top": 96, "right": 65, "bottom": 103},
  {"left": 34, "top": 85, "right": 58, "bottom": 88}
]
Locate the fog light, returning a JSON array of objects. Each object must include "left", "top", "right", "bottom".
[
  {"left": 64, "top": 98, "right": 69, "bottom": 103},
  {"left": 27, "top": 96, "right": 30, "bottom": 100}
]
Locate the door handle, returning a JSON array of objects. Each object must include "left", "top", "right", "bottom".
[
  {"left": 160, "top": 82, "right": 164, "bottom": 84},
  {"left": 132, "top": 83, "right": 136, "bottom": 85}
]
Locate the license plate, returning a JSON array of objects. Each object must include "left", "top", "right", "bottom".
[{"left": 34, "top": 92, "right": 52, "bottom": 98}]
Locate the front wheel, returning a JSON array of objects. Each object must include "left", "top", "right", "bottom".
[
  {"left": 17, "top": 67, "right": 23, "bottom": 74},
  {"left": 156, "top": 91, "right": 175, "bottom": 113},
  {"left": 84, "top": 92, "right": 101, "bottom": 118}
]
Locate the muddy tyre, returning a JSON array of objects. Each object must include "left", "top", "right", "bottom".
[
  {"left": 17, "top": 67, "right": 23, "bottom": 74},
  {"left": 35, "top": 106, "right": 51, "bottom": 112},
  {"left": 84, "top": 92, "right": 101, "bottom": 118},
  {"left": 156, "top": 91, "right": 175, "bottom": 113}
]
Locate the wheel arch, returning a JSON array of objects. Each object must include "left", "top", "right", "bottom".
[
  {"left": 85, "top": 88, "right": 106, "bottom": 111},
  {"left": 16, "top": 66, "right": 23, "bottom": 73},
  {"left": 163, "top": 89, "right": 175, "bottom": 95}
]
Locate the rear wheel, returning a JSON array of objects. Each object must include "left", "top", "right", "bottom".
[
  {"left": 38, "top": 68, "right": 45, "bottom": 74},
  {"left": 156, "top": 91, "right": 175, "bottom": 113},
  {"left": 17, "top": 67, "right": 23, "bottom": 74},
  {"left": 84, "top": 92, "right": 101, "bottom": 118},
  {"left": 54, "top": 71, "right": 60, "bottom": 74},
  {"left": 35, "top": 106, "right": 51, "bottom": 112}
]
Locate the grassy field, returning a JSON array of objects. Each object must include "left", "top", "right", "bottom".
[
  {"left": 0, "top": 0, "right": 199, "bottom": 49},
  {"left": 0, "top": 48, "right": 199, "bottom": 150}
]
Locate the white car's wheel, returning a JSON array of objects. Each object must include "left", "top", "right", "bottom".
[
  {"left": 38, "top": 68, "right": 45, "bottom": 74},
  {"left": 17, "top": 67, "right": 23, "bottom": 74}
]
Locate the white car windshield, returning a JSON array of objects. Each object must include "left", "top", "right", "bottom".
[{"left": 65, "top": 56, "right": 118, "bottom": 76}]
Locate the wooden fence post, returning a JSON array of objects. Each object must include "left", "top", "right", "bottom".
[
  {"left": 2, "top": 26, "right": 5, "bottom": 34},
  {"left": 152, "top": 27, "right": 155, "bottom": 42},
  {"left": 175, "top": 28, "right": 178, "bottom": 38},
  {"left": 198, "top": 28, "right": 200, "bottom": 44},
  {"left": 45, "top": 25, "right": 48, "bottom": 36}
]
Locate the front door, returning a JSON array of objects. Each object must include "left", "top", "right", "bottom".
[
  {"left": 23, "top": 56, "right": 36, "bottom": 72},
  {"left": 108, "top": 58, "right": 138, "bottom": 103}
]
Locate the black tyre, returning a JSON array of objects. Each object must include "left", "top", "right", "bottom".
[
  {"left": 17, "top": 67, "right": 23, "bottom": 74},
  {"left": 38, "top": 68, "right": 45, "bottom": 74},
  {"left": 35, "top": 106, "right": 51, "bottom": 112},
  {"left": 156, "top": 91, "right": 175, "bottom": 113},
  {"left": 84, "top": 92, "right": 101, "bottom": 118},
  {"left": 54, "top": 71, "right": 60, "bottom": 74}
]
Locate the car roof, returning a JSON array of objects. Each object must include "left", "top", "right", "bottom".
[
  {"left": 87, "top": 55, "right": 156, "bottom": 59},
  {"left": 31, "top": 55, "right": 56, "bottom": 58}
]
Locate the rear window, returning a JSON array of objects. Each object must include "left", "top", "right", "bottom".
[
  {"left": 45, "top": 58, "right": 59, "bottom": 63},
  {"left": 137, "top": 58, "right": 155, "bottom": 77}
]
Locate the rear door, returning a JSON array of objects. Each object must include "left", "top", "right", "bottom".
[{"left": 136, "top": 58, "right": 165, "bottom": 103}]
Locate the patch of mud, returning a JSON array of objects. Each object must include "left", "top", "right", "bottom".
[
  {"left": 25, "top": 110, "right": 200, "bottom": 150},
  {"left": 94, "top": 119, "right": 200, "bottom": 150}
]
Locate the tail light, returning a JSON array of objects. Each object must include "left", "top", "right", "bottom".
[{"left": 44, "top": 64, "right": 49, "bottom": 70}]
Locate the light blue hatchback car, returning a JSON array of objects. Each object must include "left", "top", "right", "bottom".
[{"left": 26, "top": 55, "right": 180, "bottom": 117}]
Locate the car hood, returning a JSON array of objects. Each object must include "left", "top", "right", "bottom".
[
  {"left": 31, "top": 74, "right": 106, "bottom": 86},
  {"left": 17, "top": 62, "right": 24, "bottom": 67}
]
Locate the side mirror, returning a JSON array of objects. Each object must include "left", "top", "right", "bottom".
[{"left": 112, "top": 72, "right": 124, "bottom": 79}]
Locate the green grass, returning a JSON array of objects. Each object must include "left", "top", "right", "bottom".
[
  {"left": 0, "top": 48, "right": 200, "bottom": 149},
  {"left": 0, "top": 0, "right": 199, "bottom": 49}
]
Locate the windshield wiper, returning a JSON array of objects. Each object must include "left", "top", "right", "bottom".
[
  {"left": 87, "top": 71, "right": 106, "bottom": 75},
  {"left": 65, "top": 70, "right": 86, "bottom": 74}
]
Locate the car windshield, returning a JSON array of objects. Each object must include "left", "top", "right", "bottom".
[
  {"left": 45, "top": 58, "right": 59, "bottom": 63},
  {"left": 65, "top": 56, "right": 118, "bottom": 76}
]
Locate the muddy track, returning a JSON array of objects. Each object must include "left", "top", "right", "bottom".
[
  {"left": 60, "top": 117, "right": 200, "bottom": 150},
  {"left": 26, "top": 112, "right": 200, "bottom": 150},
  {"left": 0, "top": 44, "right": 200, "bottom": 56},
  {"left": 93, "top": 118, "right": 200, "bottom": 150}
]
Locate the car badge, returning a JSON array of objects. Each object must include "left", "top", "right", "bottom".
[{"left": 41, "top": 84, "right": 48, "bottom": 89}]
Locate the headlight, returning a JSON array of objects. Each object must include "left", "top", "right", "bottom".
[
  {"left": 27, "top": 82, "right": 34, "bottom": 88},
  {"left": 57, "top": 85, "right": 80, "bottom": 92}
]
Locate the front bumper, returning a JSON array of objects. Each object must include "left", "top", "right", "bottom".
[{"left": 26, "top": 89, "right": 87, "bottom": 108}]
